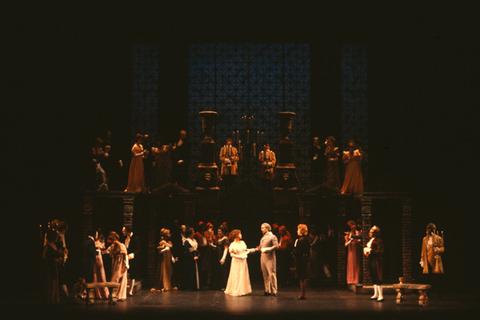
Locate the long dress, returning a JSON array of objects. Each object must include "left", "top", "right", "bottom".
[
  {"left": 341, "top": 149, "right": 363, "bottom": 194},
  {"left": 93, "top": 241, "right": 109, "bottom": 299},
  {"left": 125, "top": 143, "right": 146, "bottom": 193},
  {"left": 345, "top": 234, "right": 362, "bottom": 284},
  {"left": 43, "top": 244, "right": 60, "bottom": 305},
  {"left": 108, "top": 242, "right": 128, "bottom": 300},
  {"left": 224, "top": 241, "right": 252, "bottom": 296},
  {"left": 293, "top": 236, "right": 310, "bottom": 281},
  {"left": 154, "top": 240, "right": 175, "bottom": 291},
  {"left": 217, "top": 236, "right": 230, "bottom": 289}
]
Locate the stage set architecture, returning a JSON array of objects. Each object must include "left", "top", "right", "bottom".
[{"left": 82, "top": 110, "right": 415, "bottom": 297}]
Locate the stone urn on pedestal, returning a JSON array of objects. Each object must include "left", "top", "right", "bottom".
[
  {"left": 195, "top": 111, "right": 219, "bottom": 191},
  {"left": 275, "top": 111, "right": 298, "bottom": 190}
]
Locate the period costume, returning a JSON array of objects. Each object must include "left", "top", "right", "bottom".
[
  {"left": 257, "top": 230, "right": 278, "bottom": 295},
  {"left": 172, "top": 137, "right": 191, "bottom": 188},
  {"left": 345, "top": 232, "right": 362, "bottom": 284},
  {"left": 364, "top": 234, "right": 384, "bottom": 301},
  {"left": 152, "top": 144, "right": 172, "bottom": 188},
  {"left": 341, "top": 149, "right": 363, "bottom": 194},
  {"left": 420, "top": 233, "right": 444, "bottom": 274},
  {"left": 217, "top": 235, "right": 230, "bottom": 289},
  {"left": 93, "top": 240, "right": 109, "bottom": 299},
  {"left": 292, "top": 236, "right": 310, "bottom": 281},
  {"left": 225, "top": 241, "right": 252, "bottom": 296},
  {"left": 183, "top": 237, "right": 199, "bottom": 291},
  {"left": 258, "top": 150, "right": 276, "bottom": 181},
  {"left": 107, "top": 242, "right": 128, "bottom": 301},
  {"left": 154, "top": 240, "right": 175, "bottom": 291},
  {"left": 220, "top": 144, "right": 239, "bottom": 191},
  {"left": 309, "top": 143, "right": 325, "bottom": 186},
  {"left": 125, "top": 143, "right": 146, "bottom": 193},
  {"left": 325, "top": 145, "right": 341, "bottom": 190},
  {"left": 124, "top": 232, "right": 140, "bottom": 292},
  {"left": 82, "top": 236, "right": 97, "bottom": 283},
  {"left": 43, "top": 243, "right": 60, "bottom": 305}
]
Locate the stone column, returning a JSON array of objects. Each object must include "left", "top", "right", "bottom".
[
  {"left": 361, "top": 197, "right": 373, "bottom": 285},
  {"left": 401, "top": 197, "right": 413, "bottom": 283},
  {"left": 123, "top": 194, "right": 134, "bottom": 227},
  {"left": 337, "top": 197, "right": 347, "bottom": 286},
  {"left": 83, "top": 192, "right": 94, "bottom": 240}
]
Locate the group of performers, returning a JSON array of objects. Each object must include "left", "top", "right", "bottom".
[
  {"left": 91, "top": 129, "right": 365, "bottom": 194},
  {"left": 43, "top": 217, "right": 444, "bottom": 305},
  {"left": 343, "top": 222, "right": 445, "bottom": 302}
]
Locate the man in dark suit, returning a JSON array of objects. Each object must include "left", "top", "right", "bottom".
[
  {"left": 80, "top": 229, "right": 97, "bottom": 300},
  {"left": 123, "top": 225, "right": 140, "bottom": 296},
  {"left": 172, "top": 130, "right": 191, "bottom": 189}
]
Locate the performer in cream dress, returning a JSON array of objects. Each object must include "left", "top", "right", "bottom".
[{"left": 224, "top": 229, "right": 255, "bottom": 296}]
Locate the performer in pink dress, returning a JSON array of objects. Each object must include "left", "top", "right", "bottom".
[{"left": 345, "top": 221, "right": 362, "bottom": 284}]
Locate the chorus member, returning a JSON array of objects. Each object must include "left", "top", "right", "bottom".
[
  {"left": 202, "top": 222, "right": 218, "bottom": 289},
  {"left": 153, "top": 228, "right": 176, "bottom": 291},
  {"left": 43, "top": 230, "right": 61, "bottom": 305},
  {"left": 364, "top": 226, "right": 384, "bottom": 301},
  {"left": 292, "top": 224, "right": 310, "bottom": 299},
  {"left": 258, "top": 143, "right": 276, "bottom": 192},
  {"left": 92, "top": 137, "right": 108, "bottom": 191},
  {"left": 219, "top": 138, "right": 239, "bottom": 191},
  {"left": 217, "top": 226, "right": 230, "bottom": 290},
  {"left": 152, "top": 137, "right": 173, "bottom": 188},
  {"left": 123, "top": 225, "right": 140, "bottom": 296},
  {"left": 93, "top": 231, "right": 109, "bottom": 299},
  {"left": 172, "top": 130, "right": 191, "bottom": 189},
  {"left": 345, "top": 221, "right": 362, "bottom": 284},
  {"left": 183, "top": 228, "right": 199, "bottom": 291},
  {"left": 256, "top": 223, "right": 279, "bottom": 296},
  {"left": 52, "top": 220, "right": 70, "bottom": 300},
  {"left": 420, "top": 223, "right": 444, "bottom": 294},
  {"left": 106, "top": 232, "right": 128, "bottom": 301},
  {"left": 224, "top": 229, "right": 255, "bottom": 296},
  {"left": 277, "top": 225, "right": 292, "bottom": 287},
  {"left": 324, "top": 136, "right": 341, "bottom": 190},
  {"left": 125, "top": 133, "right": 147, "bottom": 193},
  {"left": 341, "top": 140, "right": 363, "bottom": 194},
  {"left": 310, "top": 137, "right": 326, "bottom": 186}
]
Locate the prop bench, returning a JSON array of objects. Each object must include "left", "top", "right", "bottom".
[
  {"left": 392, "top": 283, "right": 431, "bottom": 307},
  {"left": 85, "top": 282, "right": 120, "bottom": 305}
]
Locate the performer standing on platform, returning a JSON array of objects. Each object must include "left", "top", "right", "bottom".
[
  {"left": 106, "top": 231, "right": 128, "bottom": 301},
  {"left": 341, "top": 140, "right": 363, "bottom": 194},
  {"left": 224, "top": 229, "right": 255, "bottom": 296},
  {"left": 142, "top": 134, "right": 154, "bottom": 192},
  {"left": 102, "top": 130, "right": 123, "bottom": 190},
  {"left": 292, "top": 224, "right": 310, "bottom": 300},
  {"left": 123, "top": 225, "right": 140, "bottom": 296},
  {"left": 152, "top": 136, "right": 173, "bottom": 188},
  {"left": 172, "top": 130, "right": 191, "bottom": 189},
  {"left": 364, "top": 225, "right": 384, "bottom": 301},
  {"left": 310, "top": 137, "right": 326, "bottom": 186},
  {"left": 345, "top": 220, "right": 362, "bottom": 284},
  {"left": 420, "top": 223, "right": 444, "bottom": 295},
  {"left": 125, "top": 133, "right": 147, "bottom": 193},
  {"left": 92, "top": 137, "right": 108, "bottom": 191},
  {"left": 183, "top": 228, "right": 200, "bottom": 291},
  {"left": 219, "top": 138, "right": 239, "bottom": 191},
  {"left": 256, "top": 223, "right": 279, "bottom": 296},
  {"left": 258, "top": 143, "right": 276, "bottom": 193},
  {"left": 325, "top": 136, "right": 341, "bottom": 190}
]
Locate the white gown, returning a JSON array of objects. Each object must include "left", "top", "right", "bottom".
[{"left": 224, "top": 241, "right": 252, "bottom": 296}]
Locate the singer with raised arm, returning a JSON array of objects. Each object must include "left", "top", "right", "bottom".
[{"left": 219, "top": 138, "right": 239, "bottom": 191}]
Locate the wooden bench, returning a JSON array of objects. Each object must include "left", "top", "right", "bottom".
[
  {"left": 392, "top": 283, "right": 432, "bottom": 307},
  {"left": 85, "top": 282, "right": 121, "bottom": 305}
]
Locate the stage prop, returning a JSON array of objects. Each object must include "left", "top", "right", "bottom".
[
  {"left": 85, "top": 282, "right": 120, "bottom": 305},
  {"left": 393, "top": 283, "right": 431, "bottom": 307}
]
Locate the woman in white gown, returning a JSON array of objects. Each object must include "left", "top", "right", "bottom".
[{"left": 224, "top": 229, "right": 255, "bottom": 296}]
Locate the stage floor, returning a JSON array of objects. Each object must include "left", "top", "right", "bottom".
[{"left": 5, "top": 284, "right": 477, "bottom": 319}]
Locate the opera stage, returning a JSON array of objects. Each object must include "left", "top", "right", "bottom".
[{"left": 5, "top": 285, "right": 475, "bottom": 319}]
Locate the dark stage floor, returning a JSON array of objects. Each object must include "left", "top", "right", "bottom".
[{"left": 4, "top": 284, "right": 477, "bottom": 320}]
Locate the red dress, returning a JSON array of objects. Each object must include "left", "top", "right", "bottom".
[{"left": 345, "top": 234, "right": 362, "bottom": 284}]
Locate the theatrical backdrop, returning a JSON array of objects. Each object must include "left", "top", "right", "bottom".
[{"left": 10, "top": 2, "right": 477, "bottom": 301}]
